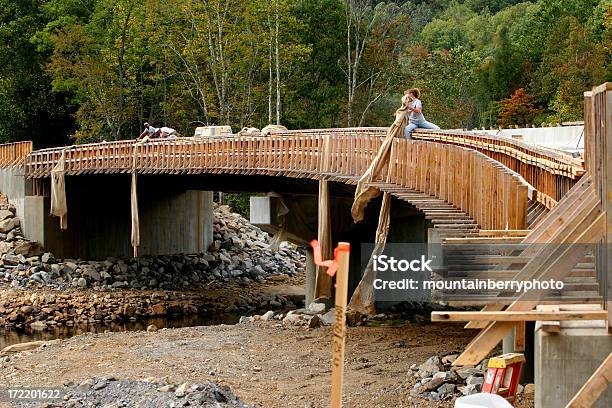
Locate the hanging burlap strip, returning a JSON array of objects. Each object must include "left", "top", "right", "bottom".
[
  {"left": 351, "top": 103, "right": 408, "bottom": 222},
  {"left": 130, "top": 146, "right": 140, "bottom": 257},
  {"left": 130, "top": 171, "right": 140, "bottom": 257},
  {"left": 266, "top": 192, "right": 290, "bottom": 251},
  {"left": 50, "top": 150, "right": 68, "bottom": 229},
  {"left": 347, "top": 191, "right": 391, "bottom": 315}
]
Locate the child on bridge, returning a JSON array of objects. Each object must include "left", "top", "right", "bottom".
[{"left": 402, "top": 88, "right": 439, "bottom": 139}]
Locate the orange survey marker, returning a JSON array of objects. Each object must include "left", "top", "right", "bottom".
[
  {"left": 482, "top": 353, "right": 525, "bottom": 405},
  {"left": 310, "top": 239, "right": 347, "bottom": 277},
  {"left": 311, "top": 240, "right": 351, "bottom": 408}
]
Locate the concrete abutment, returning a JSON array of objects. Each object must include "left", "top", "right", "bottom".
[{"left": 0, "top": 172, "right": 214, "bottom": 259}]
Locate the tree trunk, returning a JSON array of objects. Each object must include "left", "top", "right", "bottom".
[
  {"left": 275, "top": 0, "right": 281, "bottom": 125},
  {"left": 117, "top": 2, "right": 134, "bottom": 140},
  {"left": 268, "top": 11, "right": 273, "bottom": 124},
  {"left": 345, "top": 3, "right": 352, "bottom": 127}
]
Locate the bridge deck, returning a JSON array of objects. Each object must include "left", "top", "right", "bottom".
[{"left": 13, "top": 128, "right": 583, "bottom": 232}]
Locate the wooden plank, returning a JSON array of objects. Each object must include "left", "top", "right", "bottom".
[
  {"left": 314, "top": 180, "right": 333, "bottom": 299},
  {"left": 514, "top": 322, "right": 526, "bottom": 352},
  {"left": 432, "top": 310, "right": 608, "bottom": 322},
  {"left": 330, "top": 243, "right": 351, "bottom": 408},
  {"left": 565, "top": 352, "right": 612, "bottom": 408},
  {"left": 465, "top": 304, "right": 505, "bottom": 329}
]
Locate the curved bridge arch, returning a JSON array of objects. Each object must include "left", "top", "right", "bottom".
[{"left": 21, "top": 129, "right": 553, "bottom": 231}]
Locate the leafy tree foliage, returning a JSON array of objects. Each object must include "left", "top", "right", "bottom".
[
  {"left": 498, "top": 88, "right": 541, "bottom": 127},
  {"left": 0, "top": 0, "right": 609, "bottom": 144}
]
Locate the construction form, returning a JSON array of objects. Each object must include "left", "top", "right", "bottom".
[{"left": 0, "top": 84, "right": 609, "bottom": 407}]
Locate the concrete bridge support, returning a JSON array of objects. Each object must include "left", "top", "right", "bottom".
[{"left": 0, "top": 172, "right": 213, "bottom": 259}]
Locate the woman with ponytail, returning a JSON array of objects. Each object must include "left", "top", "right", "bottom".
[{"left": 401, "top": 88, "right": 439, "bottom": 139}]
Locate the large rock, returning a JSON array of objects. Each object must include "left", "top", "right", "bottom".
[
  {"left": 0, "top": 218, "right": 16, "bottom": 233},
  {"left": 433, "top": 371, "right": 457, "bottom": 382},
  {"left": 466, "top": 375, "right": 484, "bottom": 386},
  {"left": 460, "top": 383, "right": 481, "bottom": 395},
  {"left": 2, "top": 253, "right": 20, "bottom": 266},
  {"left": 1, "top": 340, "right": 56, "bottom": 353},
  {"left": 417, "top": 377, "right": 446, "bottom": 393},
  {"left": 456, "top": 367, "right": 483, "bottom": 380},
  {"left": 437, "top": 383, "right": 456, "bottom": 398},
  {"left": 82, "top": 267, "right": 101, "bottom": 282},
  {"left": 0, "top": 209, "right": 13, "bottom": 221},
  {"left": 319, "top": 309, "right": 336, "bottom": 325},
  {"left": 416, "top": 356, "right": 443, "bottom": 379},
  {"left": 307, "top": 297, "right": 332, "bottom": 314},
  {"left": 13, "top": 241, "right": 42, "bottom": 257}
]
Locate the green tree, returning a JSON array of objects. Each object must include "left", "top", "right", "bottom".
[
  {"left": 0, "top": 0, "right": 74, "bottom": 146},
  {"left": 284, "top": 0, "right": 346, "bottom": 129},
  {"left": 402, "top": 46, "right": 480, "bottom": 129}
]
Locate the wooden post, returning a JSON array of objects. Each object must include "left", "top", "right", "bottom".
[
  {"left": 315, "top": 180, "right": 333, "bottom": 299},
  {"left": 604, "top": 85, "right": 612, "bottom": 331},
  {"left": 330, "top": 242, "right": 350, "bottom": 408}
]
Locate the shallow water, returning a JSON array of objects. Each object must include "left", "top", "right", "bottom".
[{"left": 0, "top": 314, "right": 239, "bottom": 350}]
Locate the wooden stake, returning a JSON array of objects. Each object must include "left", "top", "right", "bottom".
[
  {"left": 330, "top": 242, "right": 350, "bottom": 408},
  {"left": 315, "top": 180, "right": 333, "bottom": 298}
]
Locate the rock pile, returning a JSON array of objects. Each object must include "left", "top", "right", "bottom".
[
  {"left": 0, "top": 200, "right": 305, "bottom": 292},
  {"left": 0, "top": 196, "right": 43, "bottom": 259},
  {"left": 60, "top": 377, "right": 250, "bottom": 407},
  {"left": 408, "top": 354, "right": 529, "bottom": 401},
  {"left": 0, "top": 288, "right": 292, "bottom": 329},
  {"left": 239, "top": 297, "right": 336, "bottom": 328}
]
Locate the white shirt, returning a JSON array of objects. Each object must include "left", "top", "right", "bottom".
[{"left": 160, "top": 127, "right": 176, "bottom": 134}]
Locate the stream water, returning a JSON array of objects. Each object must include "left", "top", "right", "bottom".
[{"left": 0, "top": 314, "right": 240, "bottom": 351}]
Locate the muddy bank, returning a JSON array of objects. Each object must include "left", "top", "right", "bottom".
[{"left": 0, "top": 321, "right": 534, "bottom": 407}]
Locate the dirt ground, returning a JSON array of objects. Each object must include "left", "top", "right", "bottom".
[{"left": 0, "top": 321, "right": 534, "bottom": 407}]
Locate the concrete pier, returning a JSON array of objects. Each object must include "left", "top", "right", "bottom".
[
  {"left": 0, "top": 172, "right": 214, "bottom": 259},
  {"left": 535, "top": 321, "right": 612, "bottom": 407}
]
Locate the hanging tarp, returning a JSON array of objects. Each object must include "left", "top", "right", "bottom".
[
  {"left": 266, "top": 192, "right": 290, "bottom": 250},
  {"left": 351, "top": 103, "right": 408, "bottom": 222},
  {"left": 50, "top": 150, "right": 68, "bottom": 229},
  {"left": 348, "top": 192, "right": 392, "bottom": 315},
  {"left": 130, "top": 171, "right": 140, "bottom": 257}
]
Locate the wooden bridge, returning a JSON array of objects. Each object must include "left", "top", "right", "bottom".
[{"left": 13, "top": 127, "right": 581, "bottom": 230}]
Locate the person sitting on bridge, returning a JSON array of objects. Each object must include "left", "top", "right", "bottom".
[
  {"left": 138, "top": 122, "right": 159, "bottom": 140},
  {"left": 402, "top": 88, "right": 440, "bottom": 139}
]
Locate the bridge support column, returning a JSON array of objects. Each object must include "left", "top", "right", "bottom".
[{"left": 35, "top": 175, "right": 214, "bottom": 259}]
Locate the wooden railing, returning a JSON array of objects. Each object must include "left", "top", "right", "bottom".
[
  {"left": 0, "top": 141, "right": 33, "bottom": 167},
  {"left": 23, "top": 134, "right": 529, "bottom": 230},
  {"left": 410, "top": 129, "right": 584, "bottom": 208},
  {"left": 270, "top": 127, "right": 584, "bottom": 209}
]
